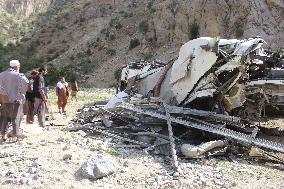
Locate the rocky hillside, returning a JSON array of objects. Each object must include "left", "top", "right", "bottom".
[
  {"left": 0, "top": 0, "right": 51, "bottom": 43},
  {"left": 1, "top": 0, "right": 284, "bottom": 87}
]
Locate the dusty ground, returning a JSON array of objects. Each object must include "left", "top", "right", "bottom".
[{"left": 0, "top": 88, "right": 284, "bottom": 189}]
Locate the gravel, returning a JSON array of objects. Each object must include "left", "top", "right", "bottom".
[{"left": 0, "top": 90, "right": 283, "bottom": 188}]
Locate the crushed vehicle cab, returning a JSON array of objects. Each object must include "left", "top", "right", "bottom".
[{"left": 117, "top": 37, "right": 284, "bottom": 120}]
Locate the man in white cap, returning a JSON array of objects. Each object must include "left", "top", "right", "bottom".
[{"left": 0, "top": 60, "right": 29, "bottom": 142}]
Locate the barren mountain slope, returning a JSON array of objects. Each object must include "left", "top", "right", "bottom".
[{"left": 1, "top": 0, "right": 284, "bottom": 87}]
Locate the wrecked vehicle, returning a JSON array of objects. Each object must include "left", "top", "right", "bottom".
[
  {"left": 71, "top": 37, "right": 284, "bottom": 173},
  {"left": 118, "top": 37, "right": 284, "bottom": 120}
]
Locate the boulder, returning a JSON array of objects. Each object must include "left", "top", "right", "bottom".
[{"left": 78, "top": 154, "right": 117, "bottom": 179}]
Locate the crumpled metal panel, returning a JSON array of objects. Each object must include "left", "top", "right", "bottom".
[
  {"left": 218, "top": 39, "right": 240, "bottom": 54},
  {"left": 170, "top": 37, "right": 218, "bottom": 103},
  {"left": 233, "top": 38, "right": 265, "bottom": 56},
  {"left": 170, "top": 37, "right": 218, "bottom": 84}
]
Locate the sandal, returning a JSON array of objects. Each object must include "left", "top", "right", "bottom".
[{"left": 2, "top": 134, "right": 8, "bottom": 142}]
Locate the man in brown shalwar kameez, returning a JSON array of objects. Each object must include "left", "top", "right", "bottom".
[
  {"left": 56, "top": 76, "right": 69, "bottom": 114},
  {"left": 0, "top": 60, "right": 29, "bottom": 142},
  {"left": 70, "top": 79, "right": 78, "bottom": 102}
]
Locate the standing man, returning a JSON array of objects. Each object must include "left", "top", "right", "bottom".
[
  {"left": 25, "top": 70, "right": 38, "bottom": 124},
  {"left": 33, "top": 67, "right": 48, "bottom": 128},
  {"left": 56, "top": 76, "right": 69, "bottom": 114},
  {"left": 0, "top": 60, "right": 29, "bottom": 142},
  {"left": 70, "top": 79, "right": 78, "bottom": 102}
]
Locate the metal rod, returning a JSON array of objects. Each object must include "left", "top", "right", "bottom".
[{"left": 162, "top": 101, "right": 180, "bottom": 173}]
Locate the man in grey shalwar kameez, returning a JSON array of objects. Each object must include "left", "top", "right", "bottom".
[{"left": 0, "top": 60, "right": 29, "bottom": 142}]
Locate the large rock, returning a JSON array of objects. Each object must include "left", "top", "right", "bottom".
[{"left": 78, "top": 154, "right": 117, "bottom": 179}]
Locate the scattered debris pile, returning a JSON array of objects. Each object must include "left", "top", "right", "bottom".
[{"left": 70, "top": 37, "right": 284, "bottom": 173}]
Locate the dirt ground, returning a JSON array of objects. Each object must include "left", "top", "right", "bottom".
[{"left": 0, "top": 88, "right": 283, "bottom": 189}]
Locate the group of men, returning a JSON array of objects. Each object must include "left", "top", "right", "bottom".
[
  {"left": 0, "top": 60, "right": 48, "bottom": 142},
  {"left": 0, "top": 59, "right": 80, "bottom": 142}
]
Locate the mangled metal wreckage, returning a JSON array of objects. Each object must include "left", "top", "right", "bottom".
[
  {"left": 118, "top": 37, "right": 284, "bottom": 118},
  {"left": 88, "top": 37, "right": 284, "bottom": 162}
]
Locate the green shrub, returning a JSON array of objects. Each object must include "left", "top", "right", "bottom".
[
  {"left": 115, "top": 22, "right": 123, "bottom": 30},
  {"left": 189, "top": 20, "right": 199, "bottom": 40},
  {"left": 84, "top": 1, "right": 91, "bottom": 8},
  {"left": 21, "top": 57, "right": 44, "bottom": 72},
  {"left": 129, "top": 38, "right": 140, "bottom": 50},
  {"left": 80, "top": 58, "right": 95, "bottom": 73},
  {"left": 105, "top": 29, "right": 110, "bottom": 37},
  {"left": 109, "top": 17, "right": 122, "bottom": 30},
  {"left": 63, "top": 12, "right": 70, "bottom": 19},
  {"left": 106, "top": 49, "right": 116, "bottom": 56},
  {"left": 114, "top": 68, "right": 121, "bottom": 82},
  {"left": 128, "top": 1, "right": 137, "bottom": 8},
  {"left": 147, "top": 1, "right": 154, "bottom": 9},
  {"left": 76, "top": 52, "right": 84, "bottom": 58},
  {"left": 105, "top": 29, "right": 115, "bottom": 40},
  {"left": 47, "top": 48, "right": 56, "bottom": 54},
  {"left": 109, "top": 34, "right": 115, "bottom": 40},
  {"left": 46, "top": 64, "right": 77, "bottom": 84},
  {"left": 86, "top": 48, "right": 92, "bottom": 55},
  {"left": 100, "top": 28, "right": 107, "bottom": 34},
  {"left": 0, "top": 41, "right": 46, "bottom": 73},
  {"left": 122, "top": 11, "right": 133, "bottom": 18},
  {"left": 55, "top": 23, "right": 66, "bottom": 30},
  {"left": 235, "top": 21, "right": 244, "bottom": 38},
  {"left": 27, "top": 41, "right": 37, "bottom": 54},
  {"left": 147, "top": 1, "right": 156, "bottom": 13},
  {"left": 99, "top": 7, "right": 106, "bottom": 15},
  {"left": 90, "top": 41, "right": 98, "bottom": 48},
  {"left": 80, "top": 17, "right": 86, "bottom": 22},
  {"left": 45, "top": 66, "right": 59, "bottom": 84},
  {"left": 142, "top": 52, "right": 154, "bottom": 61},
  {"left": 109, "top": 17, "right": 118, "bottom": 27},
  {"left": 138, "top": 20, "right": 149, "bottom": 33},
  {"left": 98, "top": 45, "right": 104, "bottom": 51}
]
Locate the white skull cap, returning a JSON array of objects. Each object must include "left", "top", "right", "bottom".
[{"left": 9, "top": 60, "right": 20, "bottom": 67}]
